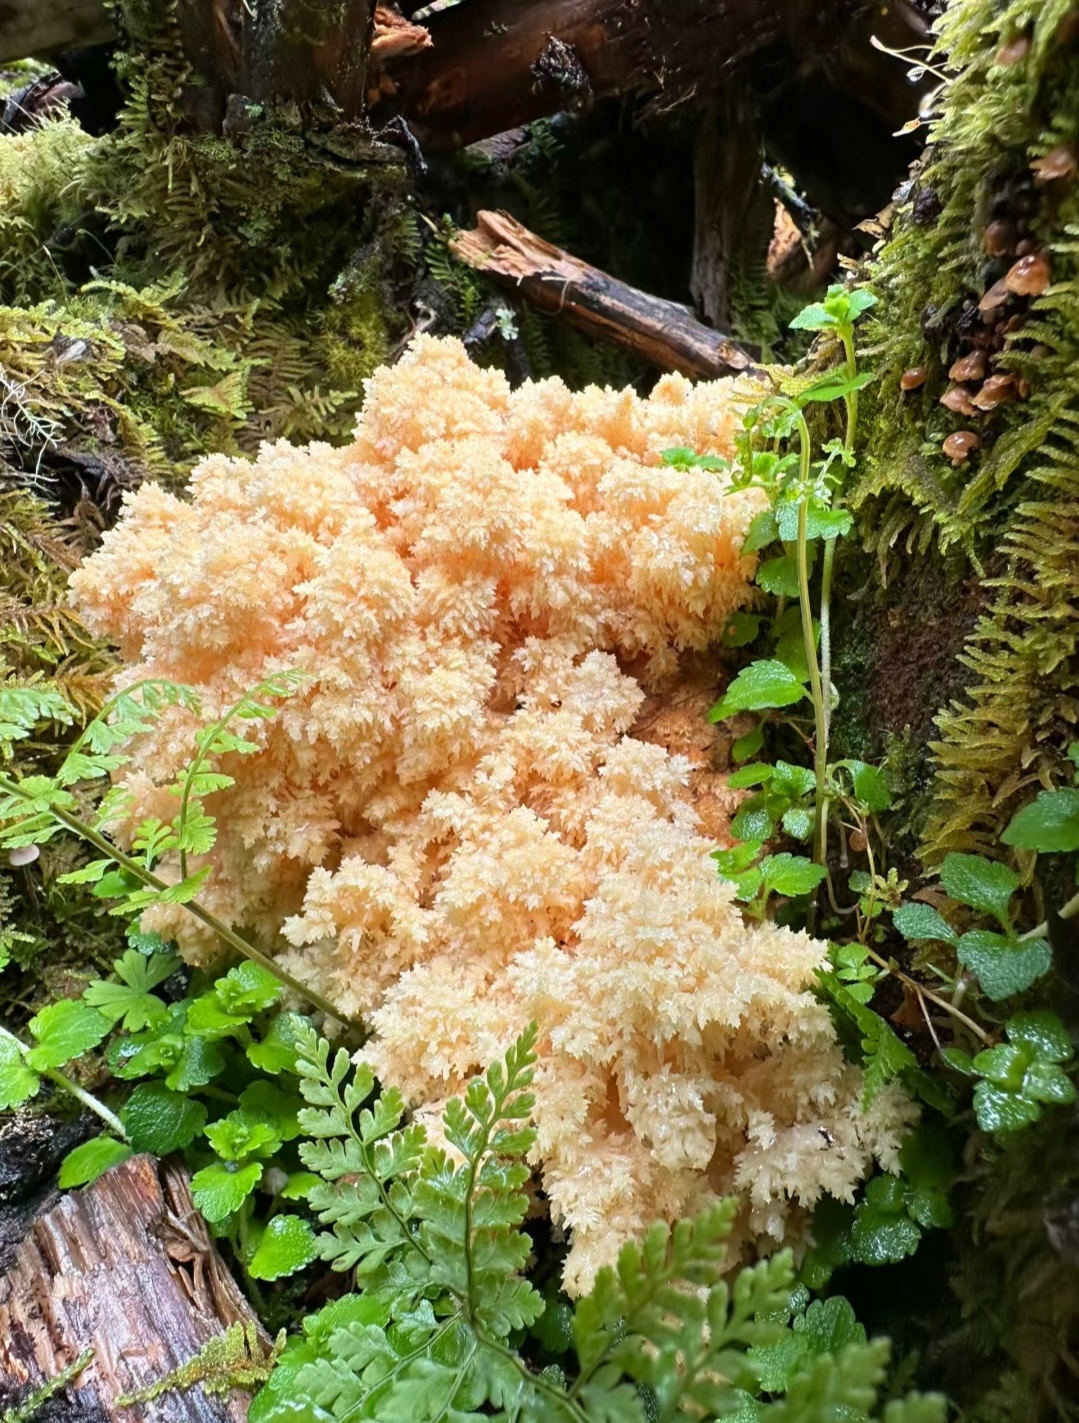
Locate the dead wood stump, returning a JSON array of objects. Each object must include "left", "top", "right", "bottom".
[{"left": 0, "top": 1153, "right": 265, "bottom": 1422}]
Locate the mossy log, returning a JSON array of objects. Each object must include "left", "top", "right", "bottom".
[
  {"left": 451, "top": 210, "right": 756, "bottom": 378},
  {"left": 0, "top": 1154, "right": 265, "bottom": 1421}
]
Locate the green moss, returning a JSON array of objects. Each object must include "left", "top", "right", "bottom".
[{"left": 848, "top": 0, "right": 1079, "bottom": 865}]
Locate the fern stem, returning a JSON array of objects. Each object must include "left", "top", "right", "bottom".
[
  {"left": 0, "top": 773, "right": 357, "bottom": 1029},
  {"left": 796, "top": 476, "right": 829, "bottom": 880},
  {"left": 819, "top": 328, "right": 858, "bottom": 746},
  {"left": 0, "top": 1022, "right": 129, "bottom": 1139},
  {"left": 336, "top": 1318, "right": 460, "bottom": 1423},
  {"left": 863, "top": 948, "right": 991, "bottom": 1044},
  {"left": 482, "top": 1339, "right": 592, "bottom": 1423}
]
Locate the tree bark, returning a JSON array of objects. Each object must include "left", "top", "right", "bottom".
[
  {"left": 378, "top": 0, "right": 929, "bottom": 150},
  {"left": 0, "top": 0, "right": 113, "bottom": 64},
  {"left": 0, "top": 1154, "right": 265, "bottom": 1422},
  {"left": 691, "top": 85, "right": 775, "bottom": 331},
  {"left": 165, "top": 0, "right": 374, "bottom": 132},
  {"left": 451, "top": 210, "right": 756, "bottom": 379}
]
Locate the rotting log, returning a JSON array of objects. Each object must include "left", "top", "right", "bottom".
[
  {"left": 0, "top": 1154, "right": 265, "bottom": 1422},
  {"left": 2, "top": 0, "right": 929, "bottom": 143},
  {"left": 690, "top": 84, "right": 775, "bottom": 331},
  {"left": 379, "top": 0, "right": 930, "bottom": 151},
  {"left": 450, "top": 210, "right": 756, "bottom": 379},
  {"left": 0, "top": 0, "right": 113, "bottom": 64},
  {"left": 170, "top": 0, "right": 375, "bottom": 131}
]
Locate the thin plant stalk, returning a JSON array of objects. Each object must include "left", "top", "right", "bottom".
[
  {"left": 819, "top": 327, "right": 859, "bottom": 741},
  {"left": 0, "top": 1022, "right": 129, "bottom": 1139},
  {"left": 0, "top": 772, "right": 356, "bottom": 1029}
]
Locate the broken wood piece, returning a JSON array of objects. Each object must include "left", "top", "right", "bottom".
[
  {"left": 449, "top": 210, "right": 756, "bottom": 380},
  {"left": 0, "top": 1153, "right": 265, "bottom": 1422}
]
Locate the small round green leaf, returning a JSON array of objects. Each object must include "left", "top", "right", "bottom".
[
  {"left": 756, "top": 554, "right": 801, "bottom": 598},
  {"left": 26, "top": 1000, "right": 110, "bottom": 1071},
  {"left": 892, "top": 903, "right": 957, "bottom": 945},
  {"left": 731, "top": 724, "right": 765, "bottom": 764},
  {"left": 721, "top": 611, "right": 763, "bottom": 647},
  {"left": 0, "top": 1036, "right": 41, "bottom": 1110},
  {"left": 939, "top": 853, "right": 1018, "bottom": 925},
  {"left": 710, "top": 661, "right": 806, "bottom": 722},
  {"left": 1002, "top": 787, "right": 1079, "bottom": 853},
  {"left": 247, "top": 1012, "right": 309, "bottom": 1076},
  {"left": 164, "top": 1034, "right": 227, "bottom": 1092},
  {"left": 248, "top": 1213, "right": 318, "bottom": 1280},
  {"left": 956, "top": 932, "right": 1051, "bottom": 1001},
  {"left": 1007, "top": 1011, "right": 1074, "bottom": 1064},
  {"left": 761, "top": 854, "right": 827, "bottom": 898},
  {"left": 58, "top": 1136, "right": 133, "bottom": 1188},
  {"left": 120, "top": 1082, "right": 208, "bottom": 1155},
  {"left": 279, "top": 1171, "right": 322, "bottom": 1201},
  {"left": 1022, "top": 1061, "right": 1077, "bottom": 1106},
  {"left": 730, "top": 803, "right": 776, "bottom": 842},
  {"left": 781, "top": 807, "right": 814, "bottom": 841},
  {"left": 973, "top": 1081, "right": 1041, "bottom": 1133},
  {"left": 850, "top": 1207, "right": 920, "bottom": 1265},
  {"left": 191, "top": 1159, "right": 263, "bottom": 1221}
]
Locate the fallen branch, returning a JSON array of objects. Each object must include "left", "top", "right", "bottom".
[
  {"left": 0, "top": 1154, "right": 265, "bottom": 1422},
  {"left": 450, "top": 210, "right": 756, "bottom": 380}
]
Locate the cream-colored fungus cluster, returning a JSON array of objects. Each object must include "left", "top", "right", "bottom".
[{"left": 71, "top": 336, "right": 913, "bottom": 1292}]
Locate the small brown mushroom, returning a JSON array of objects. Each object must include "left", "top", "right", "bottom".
[
  {"left": 1005, "top": 251, "right": 1051, "bottom": 296},
  {"left": 979, "top": 277, "right": 1012, "bottom": 313},
  {"left": 1031, "top": 343, "right": 1052, "bottom": 360},
  {"left": 900, "top": 366, "right": 927, "bottom": 391},
  {"left": 1031, "top": 144, "right": 1078, "bottom": 183},
  {"left": 984, "top": 220, "right": 1016, "bottom": 256},
  {"left": 994, "top": 33, "right": 1031, "bottom": 65},
  {"left": 1015, "top": 237, "right": 1036, "bottom": 257},
  {"left": 973, "top": 373, "right": 1018, "bottom": 409},
  {"left": 940, "top": 385, "right": 977, "bottom": 416},
  {"left": 943, "top": 430, "right": 982, "bottom": 465},
  {"left": 949, "top": 350, "right": 987, "bottom": 382}
]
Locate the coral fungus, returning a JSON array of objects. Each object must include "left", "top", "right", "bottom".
[{"left": 72, "top": 336, "right": 912, "bottom": 1291}]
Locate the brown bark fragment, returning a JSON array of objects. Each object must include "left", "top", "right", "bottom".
[
  {"left": 450, "top": 210, "right": 756, "bottom": 379},
  {"left": 0, "top": 1155, "right": 265, "bottom": 1422}
]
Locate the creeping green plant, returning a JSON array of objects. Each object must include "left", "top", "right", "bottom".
[
  {"left": 0, "top": 676, "right": 347, "bottom": 1022},
  {"left": 0, "top": 927, "right": 320, "bottom": 1285}
]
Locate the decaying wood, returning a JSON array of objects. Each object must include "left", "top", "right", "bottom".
[
  {"left": 450, "top": 210, "right": 755, "bottom": 380},
  {"left": 168, "top": 0, "right": 375, "bottom": 130},
  {"left": 691, "top": 85, "right": 775, "bottom": 331},
  {"left": 238, "top": 0, "right": 373, "bottom": 116},
  {"left": 0, "top": 0, "right": 113, "bottom": 65},
  {"left": 0, "top": 1154, "right": 265, "bottom": 1422},
  {"left": 380, "top": 0, "right": 930, "bottom": 151}
]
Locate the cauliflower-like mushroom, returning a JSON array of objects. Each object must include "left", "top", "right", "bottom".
[{"left": 72, "top": 337, "right": 914, "bottom": 1292}]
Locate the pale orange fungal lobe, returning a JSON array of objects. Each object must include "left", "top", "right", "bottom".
[{"left": 71, "top": 336, "right": 913, "bottom": 1294}]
